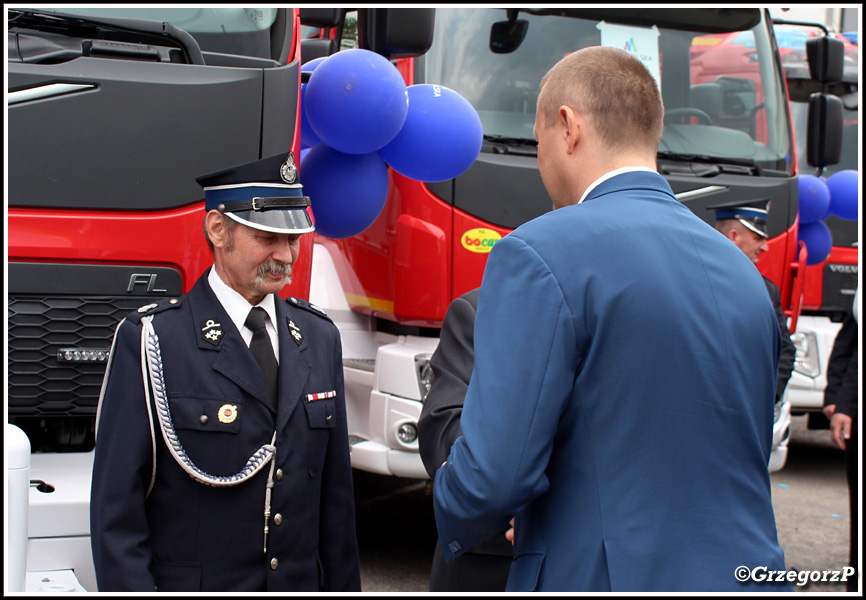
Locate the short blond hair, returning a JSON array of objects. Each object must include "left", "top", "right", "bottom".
[{"left": 538, "top": 46, "right": 663, "bottom": 155}]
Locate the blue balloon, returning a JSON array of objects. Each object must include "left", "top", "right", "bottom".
[
  {"left": 300, "top": 146, "right": 311, "bottom": 165},
  {"left": 797, "top": 174, "right": 831, "bottom": 225},
  {"left": 379, "top": 84, "right": 483, "bottom": 183},
  {"left": 798, "top": 220, "right": 833, "bottom": 266},
  {"left": 820, "top": 204, "right": 832, "bottom": 222},
  {"left": 301, "top": 143, "right": 389, "bottom": 239},
  {"left": 825, "top": 169, "right": 859, "bottom": 221},
  {"left": 300, "top": 57, "right": 328, "bottom": 148},
  {"left": 305, "top": 49, "right": 408, "bottom": 154}
]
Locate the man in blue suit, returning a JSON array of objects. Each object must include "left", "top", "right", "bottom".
[
  {"left": 432, "top": 46, "right": 791, "bottom": 592},
  {"left": 90, "top": 152, "right": 361, "bottom": 592}
]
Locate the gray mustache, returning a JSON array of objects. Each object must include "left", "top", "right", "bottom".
[{"left": 256, "top": 260, "right": 292, "bottom": 285}]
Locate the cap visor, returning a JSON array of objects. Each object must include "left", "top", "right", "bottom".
[{"left": 227, "top": 209, "right": 315, "bottom": 234}]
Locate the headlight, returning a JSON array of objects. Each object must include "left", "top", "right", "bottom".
[
  {"left": 791, "top": 330, "right": 820, "bottom": 378},
  {"left": 397, "top": 422, "right": 418, "bottom": 444},
  {"left": 415, "top": 353, "right": 434, "bottom": 401}
]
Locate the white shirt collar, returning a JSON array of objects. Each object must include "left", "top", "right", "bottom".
[
  {"left": 577, "top": 166, "right": 658, "bottom": 205},
  {"left": 208, "top": 267, "right": 279, "bottom": 356}
]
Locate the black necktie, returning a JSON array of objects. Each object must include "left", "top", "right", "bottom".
[{"left": 245, "top": 307, "right": 278, "bottom": 407}]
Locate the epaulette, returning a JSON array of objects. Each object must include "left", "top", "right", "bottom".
[
  {"left": 286, "top": 296, "right": 332, "bottom": 322},
  {"left": 127, "top": 297, "right": 184, "bottom": 323}
]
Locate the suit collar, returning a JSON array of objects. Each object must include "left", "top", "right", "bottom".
[
  {"left": 579, "top": 166, "right": 658, "bottom": 204},
  {"left": 582, "top": 169, "right": 674, "bottom": 204}
]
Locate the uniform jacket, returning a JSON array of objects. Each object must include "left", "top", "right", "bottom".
[
  {"left": 418, "top": 288, "right": 512, "bottom": 591},
  {"left": 763, "top": 276, "right": 796, "bottom": 402},
  {"left": 90, "top": 272, "right": 361, "bottom": 592},
  {"left": 432, "top": 171, "right": 790, "bottom": 592}
]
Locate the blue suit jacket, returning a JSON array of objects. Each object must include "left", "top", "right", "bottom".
[
  {"left": 91, "top": 272, "right": 360, "bottom": 592},
  {"left": 433, "top": 171, "right": 790, "bottom": 592}
]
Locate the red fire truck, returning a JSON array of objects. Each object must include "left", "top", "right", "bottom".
[
  {"left": 305, "top": 8, "right": 844, "bottom": 478},
  {"left": 773, "top": 22, "right": 859, "bottom": 427},
  {"left": 7, "top": 7, "right": 430, "bottom": 591}
]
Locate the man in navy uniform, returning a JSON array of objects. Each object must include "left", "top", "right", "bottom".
[
  {"left": 709, "top": 198, "right": 797, "bottom": 403},
  {"left": 90, "top": 151, "right": 361, "bottom": 592}
]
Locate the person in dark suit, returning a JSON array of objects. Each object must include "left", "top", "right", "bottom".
[
  {"left": 710, "top": 199, "right": 797, "bottom": 402},
  {"left": 418, "top": 288, "right": 512, "bottom": 591},
  {"left": 822, "top": 290, "right": 859, "bottom": 592},
  {"left": 90, "top": 152, "right": 361, "bottom": 592},
  {"left": 432, "top": 46, "right": 790, "bottom": 591}
]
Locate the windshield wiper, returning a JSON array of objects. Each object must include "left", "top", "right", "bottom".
[
  {"left": 8, "top": 8, "right": 204, "bottom": 65},
  {"left": 483, "top": 135, "right": 538, "bottom": 156},
  {"left": 657, "top": 151, "right": 764, "bottom": 177}
]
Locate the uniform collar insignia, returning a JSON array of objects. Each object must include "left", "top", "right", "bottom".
[
  {"left": 200, "top": 318, "right": 224, "bottom": 346},
  {"left": 287, "top": 318, "right": 303, "bottom": 346}
]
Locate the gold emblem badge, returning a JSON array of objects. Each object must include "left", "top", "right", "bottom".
[{"left": 218, "top": 404, "right": 238, "bottom": 424}]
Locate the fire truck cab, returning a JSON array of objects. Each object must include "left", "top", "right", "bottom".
[{"left": 308, "top": 8, "right": 844, "bottom": 478}]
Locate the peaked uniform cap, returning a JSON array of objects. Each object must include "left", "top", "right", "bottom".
[
  {"left": 196, "top": 151, "right": 314, "bottom": 235},
  {"left": 707, "top": 198, "right": 770, "bottom": 238}
]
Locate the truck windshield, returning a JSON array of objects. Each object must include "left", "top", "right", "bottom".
[
  {"left": 18, "top": 7, "right": 283, "bottom": 60},
  {"left": 424, "top": 8, "right": 793, "bottom": 174}
]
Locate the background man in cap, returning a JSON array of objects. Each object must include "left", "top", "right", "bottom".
[
  {"left": 90, "top": 152, "right": 361, "bottom": 592},
  {"left": 432, "top": 46, "right": 789, "bottom": 591},
  {"left": 710, "top": 198, "right": 796, "bottom": 403}
]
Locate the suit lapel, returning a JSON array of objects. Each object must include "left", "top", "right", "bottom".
[
  {"left": 189, "top": 276, "right": 274, "bottom": 411},
  {"left": 275, "top": 298, "right": 311, "bottom": 431}
]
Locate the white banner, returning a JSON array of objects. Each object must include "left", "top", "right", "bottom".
[{"left": 597, "top": 21, "right": 662, "bottom": 89}]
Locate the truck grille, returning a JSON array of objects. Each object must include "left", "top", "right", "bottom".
[
  {"left": 822, "top": 262, "right": 858, "bottom": 315},
  {"left": 7, "top": 263, "right": 183, "bottom": 423},
  {"left": 8, "top": 295, "right": 152, "bottom": 418}
]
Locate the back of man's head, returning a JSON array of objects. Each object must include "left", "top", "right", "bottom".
[{"left": 538, "top": 46, "right": 663, "bottom": 156}]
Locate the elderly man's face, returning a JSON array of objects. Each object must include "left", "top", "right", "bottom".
[{"left": 215, "top": 218, "right": 300, "bottom": 304}]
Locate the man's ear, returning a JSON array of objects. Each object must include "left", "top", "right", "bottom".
[
  {"left": 205, "top": 210, "right": 229, "bottom": 250},
  {"left": 726, "top": 228, "right": 740, "bottom": 243},
  {"left": 561, "top": 105, "right": 581, "bottom": 154}
]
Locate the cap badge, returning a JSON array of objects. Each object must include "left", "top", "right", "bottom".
[
  {"left": 280, "top": 152, "right": 298, "bottom": 184},
  {"left": 201, "top": 319, "right": 224, "bottom": 346},
  {"left": 218, "top": 404, "right": 238, "bottom": 424}
]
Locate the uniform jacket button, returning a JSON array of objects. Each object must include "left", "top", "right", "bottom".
[
  {"left": 199, "top": 415, "right": 208, "bottom": 424},
  {"left": 270, "top": 557, "right": 279, "bottom": 570},
  {"left": 273, "top": 513, "right": 283, "bottom": 526},
  {"left": 275, "top": 469, "right": 283, "bottom": 481}
]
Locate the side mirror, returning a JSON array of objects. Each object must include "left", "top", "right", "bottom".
[
  {"left": 805, "top": 36, "right": 844, "bottom": 83},
  {"left": 299, "top": 8, "right": 343, "bottom": 29},
  {"left": 806, "top": 92, "right": 843, "bottom": 169},
  {"left": 490, "top": 14, "right": 528, "bottom": 54},
  {"left": 357, "top": 8, "right": 435, "bottom": 59}
]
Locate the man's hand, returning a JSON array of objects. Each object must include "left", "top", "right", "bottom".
[
  {"left": 505, "top": 518, "right": 515, "bottom": 545},
  {"left": 830, "top": 412, "right": 853, "bottom": 450},
  {"left": 823, "top": 404, "right": 836, "bottom": 420}
]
